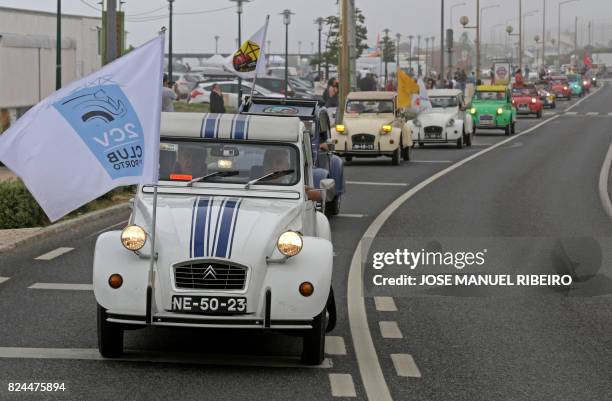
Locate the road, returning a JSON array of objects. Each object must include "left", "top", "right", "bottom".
[{"left": 0, "top": 84, "right": 610, "bottom": 400}]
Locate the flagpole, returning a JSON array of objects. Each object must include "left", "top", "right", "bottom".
[
  {"left": 145, "top": 27, "right": 166, "bottom": 325},
  {"left": 250, "top": 15, "right": 270, "bottom": 102}
]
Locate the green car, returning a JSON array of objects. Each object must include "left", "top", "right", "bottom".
[
  {"left": 469, "top": 85, "right": 516, "bottom": 136},
  {"left": 566, "top": 74, "right": 584, "bottom": 97}
]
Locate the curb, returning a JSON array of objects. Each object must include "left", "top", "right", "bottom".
[{"left": 0, "top": 202, "right": 130, "bottom": 253}]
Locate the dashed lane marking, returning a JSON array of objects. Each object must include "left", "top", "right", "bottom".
[
  {"left": 34, "top": 247, "right": 74, "bottom": 261},
  {"left": 410, "top": 160, "right": 453, "bottom": 163},
  {"left": 564, "top": 111, "right": 578, "bottom": 115},
  {"left": 379, "top": 321, "right": 403, "bottom": 339},
  {"left": 0, "top": 277, "right": 9, "bottom": 284},
  {"left": 374, "top": 297, "right": 397, "bottom": 312},
  {"left": 336, "top": 214, "right": 365, "bottom": 218},
  {"left": 586, "top": 112, "right": 599, "bottom": 116},
  {"left": 325, "top": 336, "right": 347, "bottom": 355},
  {"left": 390, "top": 354, "right": 422, "bottom": 378},
  {"left": 0, "top": 347, "right": 332, "bottom": 368},
  {"left": 346, "top": 181, "right": 408, "bottom": 187},
  {"left": 329, "top": 373, "right": 357, "bottom": 397},
  {"left": 28, "top": 283, "right": 93, "bottom": 291}
]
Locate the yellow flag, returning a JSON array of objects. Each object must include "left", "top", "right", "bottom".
[{"left": 396, "top": 69, "right": 419, "bottom": 109}]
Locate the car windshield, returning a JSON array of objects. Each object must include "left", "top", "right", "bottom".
[
  {"left": 159, "top": 140, "right": 299, "bottom": 186},
  {"left": 551, "top": 79, "right": 567, "bottom": 85},
  {"left": 474, "top": 91, "right": 506, "bottom": 101},
  {"left": 512, "top": 88, "right": 537, "bottom": 96},
  {"left": 567, "top": 75, "right": 579, "bottom": 82},
  {"left": 345, "top": 100, "right": 395, "bottom": 114},
  {"left": 430, "top": 96, "right": 458, "bottom": 108}
]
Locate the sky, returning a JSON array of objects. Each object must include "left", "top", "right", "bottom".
[{"left": 1, "top": 0, "right": 611, "bottom": 53}]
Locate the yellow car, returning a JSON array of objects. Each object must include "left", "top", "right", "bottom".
[{"left": 333, "top": 91, "right": 413, "bottom": 165}]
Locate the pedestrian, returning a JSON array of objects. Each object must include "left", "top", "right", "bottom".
[
  {"left": 524, "top": 65, "right": 530, "bottom": 81},
  {"left": 324, "top": 78, "right": 339, "bottom": 108},
  {"left": 457, "top": 69, "right": 467, "bottom": 93},
  {"left": 209, "top": 83, "right": 226, "bottom": 113},
  {"left": 162, "top": 73, "right": 178, "bottom": 112},
  {"left": 514, "top": 68, "right": 524, "bottom": 87}
]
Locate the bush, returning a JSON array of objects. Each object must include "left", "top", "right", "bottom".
[{"left": 0, "top": 179, "right": 49, "bottom": 229}]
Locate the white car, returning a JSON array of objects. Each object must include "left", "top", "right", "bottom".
[
  {"left": 410, "top": 89, "right": 474, "bottom": 148},
  {"left": 189, "top": 81, "right": 282, "bottom": 108},
  {"left": 94, "top": 113, "right": 336, "bottom": 365},
  {"left": 170, "top": 73, "right": 203, "bottom": 99}
]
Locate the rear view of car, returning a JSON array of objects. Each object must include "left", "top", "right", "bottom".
[{"left": 549, "top": 76, "right": 571, "bottom": 100}]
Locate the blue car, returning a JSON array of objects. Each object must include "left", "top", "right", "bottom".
[
  {"left": 566, "top": 74, "right": 584, "bottom": 97},
  {"left": 240, "top": 96, "right": 345, "bottom": 215}
]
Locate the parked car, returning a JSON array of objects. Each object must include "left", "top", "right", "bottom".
[
  {"left": 253, "top": 77, "right": 297, "bottom": 98},
  {"left": 189, "top": 81, "right": 282, "bottom": 108},
  {"left": 266, "top": 66, "right": 299, "bottom": 78},
  {"left": 511, "top": 85, "right": 544, "bottom": 118},
  {"left": 468, "top": 85, "right": 516, "bottom": 136},
  {"left": 410, "top": 89, "right": 473, "bottom": 148},
  {"left": 240, "top": 96, "right": 345, "bottom": 215},
  {"left": 94, "top": 113, "right": 337, "bottom": 365},
  {"left": 333, "top": 91, "right": 413, "bottom": 165},
  {"left": 168, "top": 73, "right": 204, "bottom": 99},
  {"left": 548, "top": 76, "right": 571, "bottom": 100}
]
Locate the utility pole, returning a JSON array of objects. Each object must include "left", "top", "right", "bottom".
[
  {"left": 230, "top": 0, "right": 249, "bottom": 107},
  {"left": 425, "top": 37, "right": 430, "bottom": 77},
  {"left": 408, "top": 35, "right": 414, "bottom": 71},
  {"left": 56, "top": 0, "right": 61, "bottom": 90},
  {"left": 214, "top": 35, "right": 219, "bottom": 54},
  {"left": 106, "top": 0, "right": 118, "bottom": 64},
  {"left": 574, "top": 16, "right": 578, "bottom": 55},
  {"left": 383, "top": 29, "right": 390, "bottom": 85},
  {"left": 339, "top": 0, "right": 349, "bottom": 121},
  {"left": 518, "top": 0, "right": 522, "bottom": 69},
  {"left": 417, "top": 35, "right": 421, "bottom": 76},
  {"left": 168, "top": 0, "right": 174, "bottom": 80},
  {"left": 476, "top": 0, "right": 480, "bottom": 80},
  {"left": 542, "top": 0, "right": 546, "bottom": 66},
  {"left": 441, "top": 0, "right": 445, "bottom": 81},
  {"left": 315, "top": 17, "right": 324, "bottom": 80}
]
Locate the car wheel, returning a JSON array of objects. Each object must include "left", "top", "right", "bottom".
[
  {"left": 418, "top": 141, "right": 424, "bottom": 147},
  {"left": 505, "top": 124, "right": 511, "bottom": 136},
  {"left": 402, "top": 145, "right": 411, "bottom": 161},
  {"left": 472, "top": 127, "right": 477, "bottom": 136},
  {"left": 537, "top": 110, "right": 542, "bottom": 119},
  {"left": 325, "top": 195, "right": 341, "bottom": 216},
  {"left": 456, "top": 137, "right": 463, "bottom": 149},
  {"left": 511, "top": 122, "right": 516, "bottom": 135},
  {"left": 325, "top": 287, "right": 336, "bottom": 333},
  {"left": 345, "top": 156, "right": 353, "bottom": 162},
  {"left": 552, "top": 102, "right": 556, "bottom": 109},
  {"left": 391, "top": 148, "right": 401, "bottom": 165},
  {"left": 301, "top": 309, "right": 326, "bottom": 365},
  {"left": 97, "top": 304, "right": 124, "bottom": 358},
  {"left": 465, "top": 130, "right": 472, "bottom": 147}
]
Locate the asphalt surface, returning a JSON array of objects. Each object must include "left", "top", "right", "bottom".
[{"left": 0, "top": 84, "right": 610, "bottom": 401}]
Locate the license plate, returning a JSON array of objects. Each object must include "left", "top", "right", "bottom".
[
  {"left": 479, "top": 119, "right": 494, "bottom": 126},
  {"left": 171, "top": 295, "right": 247, "bottom": 314},
  {"left": 425, "top": 132, "right": 442, "bottom": 139},
  {"left": 352, "top": 144, "right": 374, "bottom": 150},
  {"left": 519, "top": 105, "right": 528, "bottom": 110}
]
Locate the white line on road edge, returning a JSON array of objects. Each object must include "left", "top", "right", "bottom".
[
  {"left": 390, "top": 354, "right": 422, "bottom": 378},
  {"left": 346, "top": 181, "right": 408, "bottom": 187},
  {"left": 586, "top": 112, "right": 599, "bottom": 116},
  {"left": 28, "top": 283, "right": 93, "bottom": 291},
  {"left": 598, "top": 141, "right": 612, "bottom": 220},
  {"left": 374, "top": 297, "right": 397, "bottom": 312},
  {"left": 379, "top": 321, "right": 403, "bottom": 339},
  {"left": 34, "top": 247, "right": 74, "bottom": 261},
  {"left": 564, "top": 111, "right": 578, "bottom": 115},
  {"left": 329, "top": 373, "right": 357, "bottom": 397},
  {"left": 0, "top": 277, "right": 9, "bottom": 284},
  {"left": 410, "top": 160, "right": 453, "bottom": 164},
  {"left": 0, "top": 347, "right": 333, "bottom": 369},
  {"left": 347, "top": 86, "right": 602, "bottom": 401},
  {"left": 337, "top": 214, "right": 365, "bottom": 218},
  {"left": 325, "top": 336, "right": 347, "bottom": 355}
]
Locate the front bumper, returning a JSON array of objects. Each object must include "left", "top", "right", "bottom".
[
  {"left": 412, "top": 125, "right": 462, "bottom": 143},
  {"left": 334, "top": 132, "right": 401, "bottom": 157},
  {"left": 472, "top": 114, "right": 511, "bottom": 129}
]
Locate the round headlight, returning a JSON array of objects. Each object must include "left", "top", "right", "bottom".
[
  {"left": 121, "top": 225, "right": 147, "bottom": 251},
  {"left": 277, "top": 231, "right": 303, "bottom": 257},
  {"left": 497, "top": 108, "right": 504, "bottom": 115},
  {"left": 470, "top": 107, "right": 477, "bottom": 114},
  {"left": 531, "top": 97, "right": 537, "bottom": 103}
]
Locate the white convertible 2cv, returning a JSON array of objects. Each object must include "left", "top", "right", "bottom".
[
  {"left": 410, "top": 89, "right": 474, "bottom": 148},
  {"left": 94, "top": 112, "right": 336, "bottom": 365}
]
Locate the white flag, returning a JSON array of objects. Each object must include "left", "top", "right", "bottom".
[
  {"left": 0, "top": 35, "right": 164, "bottom": 222},
  {"left": 226, "top": 17, "right": 269, "bottom": 79},
  {"left": 412, "top": 78, "right": 433, "bottom": 113}
]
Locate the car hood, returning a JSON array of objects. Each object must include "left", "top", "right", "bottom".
[
  {"left": 470, "top": 101, "right": 505, "bottom": 111},
  {"left": 416, "top": 109, "right": 458, "bottom": 125},
  {"left": 133, "top": 194, "right": 303, "bottom": 266},
  {"left": 343, "top": 114, "right": 395, "bottom": 133}
]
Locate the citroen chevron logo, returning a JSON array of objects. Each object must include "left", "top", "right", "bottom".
[{"left": 203, "top": 265, "right": 217, "bottom": 280}]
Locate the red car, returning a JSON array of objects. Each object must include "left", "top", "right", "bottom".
[
  {"left": 511, "top": 85, "right": 543, "bottom": 118},
  {"left": 549, "top": 76, "right": 571, "bottom": 100}
]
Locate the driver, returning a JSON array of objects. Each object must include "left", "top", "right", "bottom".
[
  {"left": 262, "top": 149, "right": 322, "bottom": 202},
  {"left": 174, "top": 147, "right": 207, "bottom": 177}
]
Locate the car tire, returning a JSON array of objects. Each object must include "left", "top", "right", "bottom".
[
  {"left": 511, "top": 122, "right": 516, "bottom": 135},
  {"left": 97, "top": 304, "right": 124, "bottom": 358},
  {"left": 456, "top": 137, "right": 463, "bottom": 149},
  {"left": 402, "top": 145, "right": 411, "bottom": 161},
  {"left": 505, "top": 124, "right": 511, "bottom": 136},
  {"left": 465, "top": 130, "right": 472, "bottom": 147},
  {"left": 325, "top": 287, "right": 336, "bottom": 333},
  {"left": 345, "top": 156, "right": 353, "bottom": 162},
  {"left": 472, "top": 127, "right": 477, "bottom": 136},
  {"left": 391, "top": 148, "right": 401, "bottom": 165},
  {"left": 418, "top": 142, "right": 424, "bottom": 147},
  {"left": 301, "top": 309, "right": 326, "bottom": 365},
  {"left": 325, "top": 195, "right": 341, "bottom": 216},
  {"left": 536, "top": 110, "right": 542, "bottom": 119},
  {"left": 552, "top": 102, "right": 556, "bottom": 109}
]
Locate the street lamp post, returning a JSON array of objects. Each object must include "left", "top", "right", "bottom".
[
  {"left": 534, "top": 35, "right": 541, "bottom": 66},
  {"left": 214, "top": 35, "right": 220, "bottom": 54},
  {"left": 229, "top": 0, "right": 250, "bottom": 107},
  {"left": 168, "top": 0, "right": 174, "bottom": 83},
  {"left": 383, "top": 28, "right": 391, "bottom": 85},
  {"left": 417, "top": 35, "right": 421, "bottom": 76},
  {"left": 408, "top": 35, "right": 414, "bottom": 71},
  {"left": 542, "top": 0, "right": 546, "bottom": 67},
  {"left": 425, "top": 37, "right": 430, "bottom": 77},
  {"left": 56, "top": 0, "right": 61, "bottom": 90},
  {"left": 558, "top": 0, "right": 579, "bottom": 69},
  {"left": 315, "top": 17, "right": 324, "bottom": 80},
  {"left": 459, "top": 0, "right": 482, "bottom": 80},
  {"left": 396, "top": 33, "right": 401, "bottom": 71},
  {"left": 281, "top": 9, "right": 294, "bottom": 98}
]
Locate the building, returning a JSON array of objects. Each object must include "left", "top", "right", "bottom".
[{"left": 0, "top": 6, "right": 101, "bottom": 133}]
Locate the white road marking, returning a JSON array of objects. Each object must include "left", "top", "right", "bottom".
[
  {"left": 410, "top": 160, "right": 453, "bottom": 163},
  {"left": 374, "top": 297, "right": 397, "bottom": 312},
  {"left": 379, "top": 321, "right": 403, "bottom": 339},
  {"left": 28, "top": 283, "right": 93, "bottom": 291},
  {"left": 0, "top": 277, "right": 9, "bottom": 284},
  {"left": 325, "top": 336, "right": 347, "bottom": 355},
  {"left": 390, "top": 354, "right": 422, "bottom": 378},
  {"left": 336, "top": 214, "right": 365, "bottom": 218},
  {"left": 329, "top": 374, "right": 357, "bottom": 397},
  {"left": 0, "top": 347, "right": 333, "bottom": 368},
  {"left": 608, "top": 113, "right": 612, "bottom": 116},
  {"left": 586, "top": 112, "right": 599, "bottom": 116},
  {"left": 87, "top": 220, "right": 128, "bottom": 238},
  {"left": 34, "top": 247, "right": 74, "bottom": 261},
  {"left": 346, "top": 181, "right": 407, "bottom": 187},
  {"left": 598, "top": 141, "right": 612, "bottom": 220},
  {"left": 346, "top": 86, "right": 602, "bottom": 401},
  {"left": 564, "top": 111, "right": 578, "bottom": 115}
]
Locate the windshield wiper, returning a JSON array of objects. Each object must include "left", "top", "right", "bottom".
[
  {"left": 244, "top": 169, "right": 295, "bottom": 189},
  {"left": 186, "top": 170, "right": 239, "bottom": 186}
]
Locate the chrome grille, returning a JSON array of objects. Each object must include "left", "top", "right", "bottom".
[
  {"left": 174, "top": 261, "right": 247, "bottom": 290},
  {"left": 424, "top": 126, "right": 443, "bottom": 135}
]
